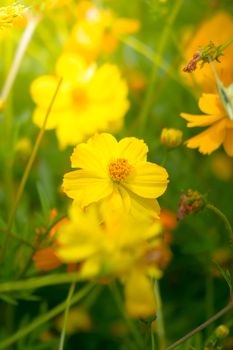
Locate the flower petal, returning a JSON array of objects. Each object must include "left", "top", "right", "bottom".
[
  {"left": 124, "top": 162, "right": 168, "bottom": 198},
  {"left": 181, "top": 112, "right": 224, "bottom": 127},
  {"left": 118, "top": 137, "right": 148, "bottom": 164},
  {"left": 198, "top": 93, "right": 224, "bottom": 115},
  {"left": 124, "top": 269, "right": 156, "bottom": 318},
  {"left": 186, "top": 119, "right": 226, "bottom": 154},
  {"left": 63, "top": 169, "right": 113, "bottom": 207},
  {"left": 223, "top": 128, "right": 233, "bottom": 156},
  {"left": 71, "top": 133, "right": 118, "bottom": 174}
]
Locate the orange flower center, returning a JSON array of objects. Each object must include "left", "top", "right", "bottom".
[
  {"left": 108, "top": 158, "right": 133, "bottom": 182},
  {"left": 72, "top": 87, "right": 88, "bottom": 109}
]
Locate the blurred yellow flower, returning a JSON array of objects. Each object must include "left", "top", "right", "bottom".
[
  {"left": 57, "top": 205, "right": 160, "bottom": 318},
  {"left": 181, "top": 91, "right": 233, "bottom": 156},
  {"left": 63, "top": 133, "right": 169, "bottom": 219},
  {"left": 160, "top": 128, "right": 183, "bottom": 148},
  {"left": 65, "top": 0, "right": 140, "bottom": 62},
  {"left": 0, "top": 4, "right": 26, "bottom": 29},
  {"left": 31, "top": 53, "right": 129, "bottom": 148},
  {"left": 181, "top": 12, "right": 233, "bottom": 92}
]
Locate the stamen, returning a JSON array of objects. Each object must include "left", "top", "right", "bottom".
[{"left": 108, "top": 158, "right": 133, "bottom": 182}]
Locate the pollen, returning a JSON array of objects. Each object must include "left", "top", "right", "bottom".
[{"left": 108, "top": 158, "right": 133, "bottom": 182}]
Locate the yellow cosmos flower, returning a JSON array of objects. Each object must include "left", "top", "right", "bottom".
[
  {"left": 56, "top": 205, "right": 160, "bottom": 318},
  {"left": 65, "top": 1, "right": 140, "bottom": 62},
  {"left": 181, "top": 12, "right": 233, "bottom": 92},
  {"left": 63, "top": 133, "right": 169, "bottom": 219},
  {"left": 31, "top": 54, "right": 129, "bottom": 148},
  {"left": 181, "top": 90, "right": 233, "bottom": 156}
]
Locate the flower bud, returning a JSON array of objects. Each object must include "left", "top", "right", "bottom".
[
  {"left": 177, "top": 189, "right": 206, "bottom": 220},
  {"left": 215, "top": 325, "right": 229, "bottom": 339},
  {"left": 160, "top": 128, "right": 183, "bottom": 149}
]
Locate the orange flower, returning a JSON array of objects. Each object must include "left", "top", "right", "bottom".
[
  {"left": 181, "top": 12, "right": 233, "bottom": 92},
  {"left": 181, "top": 92, "right": 233, "bottom": 156}
]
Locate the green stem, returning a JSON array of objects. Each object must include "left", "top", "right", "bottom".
[
  {"left": 59, "top": 282, "right": 76, "bottom": 350},
  {"left": 0, "top": 271, "right": 85, "bottom": 293},
  {"left": 0, "top": 229, "right": 35, "bottom": 249},
  {"left": 151, "top": 325, "right": 156, "bottom": 350},
  {"left": 154, "top": 280, "right": 166, "bottom": 350},
  {"left": 109, "top": 282, "right": 144, "bottom": 349},
  {"left": 0, "top": 283, "right": 95, "bottom": 349},
  {"left": 166, "top": 302, "right": 233, "bottom": 350},
  {"left": 0, "top": 15, "right": 40, "bottom": 103},
  {"left": 206, "top": 203, "right": 233, "bottom": 247},
  {"left": 219, "top": 36, "right": 233, "bottom": 51},
  {"left": 136, "top": 0, "right": 183, "bottom": 129},
  {"left": 0, "top": 77, "right": 63, "bottom": 262}
]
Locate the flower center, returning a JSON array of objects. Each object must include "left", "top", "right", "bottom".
[
  {"left": 72, "top": 87, "right": 88, "bottom": 109},
  {"left": 108, "top": 158, "right": 133, "bottom": 182}
]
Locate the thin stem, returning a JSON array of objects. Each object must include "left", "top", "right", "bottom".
[
  {"left": 0, "top": 77, "right": 63, "bottom": 262},
  {"left": 136, "top": 0, "right": 183, "bottom": 129},
  {"left": 0, "top": 271, "right": 84, "bottom": 293},
  {"left": 59, "top": 282, "right": 76, "bottom": 350},
  {"left": 0, "top": 229, "right": 35, "bottom": 249},
  {"left": 0, "top": 15, "right": 40, "bottom": 102},
  {"left": 166, "top": 302, "right": 233, "bottom": 350},
  {"left": 0, "top": 283, "right": 95, "bottom": 349},
  {"left": 109, "top": 282, "right": 144, "bottom": 349},
  {"left": 154, "top": 280, "right": 166, "bottom": 350},
  {"left": 206, "top": 203, "right": 233, "bottom": 247},
  {"left": 219, "top": 36, "right": 233, "bottom": 52},
  {"left": 151, "top": 325, "right": 156, "bottom": 350}
]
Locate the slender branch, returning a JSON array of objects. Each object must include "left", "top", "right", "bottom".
[
  {"left": 219, "top": 36, "right": 233, "bottom": 52},
  {"left": 166, "top": 302, "right": 233, "bottom": 350},
  {"left": 0, "top": 77, "right": 63, "bottom": 262},
  {"left": 0, "top": 271, "right": 85, "bottom": 293},
  {"left": 0, "top": 14, "right": 41, "bottom": 102},
  {"left": 206, "top": 203, "right": 233, "bottom": 247},
  {"left": 0, "top": 283, "right": 95, "bottom": 349},
  {"left": 154, "top": 280, "right": 166, "bottom": 350},
  {"left": 59, "top": 282, "right": 76, "bottom": 350}
]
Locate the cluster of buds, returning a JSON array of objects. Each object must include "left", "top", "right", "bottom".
[
  {"left": 183, "top": 41, "right": 224, "bottom": 73},
  {"left": 0, "top": 3, "right": 27, "bottom": 29},
  {"left": 160, "top": 128, "right": 183, "bottom": 149},
  {"left": 177, "top": 189, "right": 206, "bottom": 220}
]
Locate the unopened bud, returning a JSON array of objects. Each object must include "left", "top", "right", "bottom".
[
  {"left": 160, "top": 128, "right": 183, "bottom": 149},
  {"left": 215, "top": 325, "right": 229, "bottom": 339},
  {"left": 177, "top": 189, "right": 206, "bottom": 220}
]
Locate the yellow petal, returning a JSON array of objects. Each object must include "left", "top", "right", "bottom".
[
  {"left": 124, "top": 270, "right": 156, "bottom": 318},
  {"left": 186, "top": 119, "right": 226, "bottom": 154},
  {"left": 71, "top": 133, "right": 118, "bottom": 172},
  {"left": 31, "top": 76, "right": 72, "bottom": 109},
  {"left": 223, "top": 128, "right": 233, "bottom": 156},
  {"left": 198, "top": 93, "right": 224, "bottom": 115},
  {"left": 118, "top": 137, "right": 148, "bottom": 164},
  {"left": 113, "top": 18, "right": 140, "bottom": 35},
  {"left": 55, "top": 53, "right": 87, "bottom": 80},
  {"left": 124, "top": 162, "right": 169, "bottom": 198},
  {"left": 63, "top": 169, "right": 113, "bottom": 207},
  {"left": 181, "top": 112, "right": 223, "bottom": 127},
  {"left": 129, "top": 193, "right": 161, "bottom": 222}
]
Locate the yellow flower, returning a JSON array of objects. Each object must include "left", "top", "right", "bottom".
[
  {"left": 181, "top": 12, "right": 233, "bottom": 92},
  {"left": 160, "top": 128, "right": 183, "bottom": 148},
  {"left": 65, "top": 1, "right": 140, "bottom": 62},
  {"left": 31, "top": 53, "right": 129, "bottom": 148},
  {"left": 56, "top": 205, "right": 161, "bottom": 318},
  {"left": 181, "top": 91, "right": 233, "bottom": 156},
  {"left": 0, "top": 4, "right": 26, "bottom": 29},
  {"left": 63, "top": 133, "right": 169, "bottom": 219}
]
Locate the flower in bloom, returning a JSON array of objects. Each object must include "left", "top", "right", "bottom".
[
  {"left": 31, "top": 53, "right": 129, "bottom": 148},
  {"left": 181, "top": 90, "right": 233, "bottom": 156},
  {"left": 56, "top": 205, "right": 161, "bottom": 318},
  {"left": 65, "top": 1, "right": 140, "bottom": 62},
  {"left": 181, "top": 12, "right": 233, "bottom": 92},
  {"left": 63, "top": 133, "right": 169, "bottom": 220}
]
